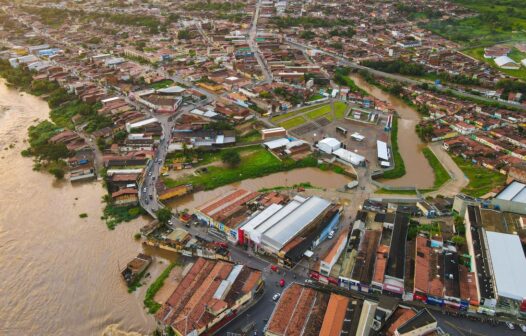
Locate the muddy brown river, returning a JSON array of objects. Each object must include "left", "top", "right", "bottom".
[
  {"left": 350, "top": 74, "right": 434, "bottom": 188},
  {"left": 0, "top": 79, "right": 352, "bottom": 335},
  {"left": 0, "top": 80, "right": 154, "bottom": 335}
]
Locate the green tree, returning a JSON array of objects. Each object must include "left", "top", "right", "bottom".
[
  {"left": 452, "top": 235, "right": 466, "bottom": 247},
  {"left": 156, "top": 208, "right": 172, "bottom": 225},
  {"left": 221, "top": 150, "right": 241, "bottom": 167},
  {"left": 49, "top": 167, "right": 65, "bottom": 179}
]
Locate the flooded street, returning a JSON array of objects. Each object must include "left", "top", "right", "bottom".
[
  {"left": 0, "top": 80, "right": 154, "bottom": 335},
  {"left": 167, "top": 168, "right": 351, "bottom": 210},
  {"left": 350, "top": 74, "right": 434, "bottom": 188}
]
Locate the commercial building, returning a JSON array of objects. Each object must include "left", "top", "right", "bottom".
[
  {"left": 492, "top": 181, "right": 526, "bottom": 215},
  {"left": 240, "top": 194, "right": 337, "bottom": 266},
  {"left": 265, "top": 283, "right": 376, "bottom": 336},
  {"left": 156, "top": 258, "right": 263, "bottom": 336},
  {"left": 195, "top": 189, "right": 260, "bottom": 243},
  {"left": 484, "top": 231, "right": 526, "bottom": 317},
  {"left": 377, "top": 140, "right": 390, "bottom": 167},
  {"left": 333, "top": 148, "right": 366, "bottom": 166}
]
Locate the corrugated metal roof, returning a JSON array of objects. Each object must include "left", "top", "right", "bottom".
[
  {"left": 377, "top": 140, "right": 389, "bottom": 161},
  {"left": 262, "top": 196, "right": 331, "bottom": 251},
  {"left": 496, "top": 181, "right": 525, "bottom": 201},
  {"left": 264, "top": 138, "right": 290, "bottom": 149},
  {"left": 511, "top": 186, "right": 526, "bottom": 204},
  {"left": 486, "top": 231, "right": 526, "bottom": 301}
]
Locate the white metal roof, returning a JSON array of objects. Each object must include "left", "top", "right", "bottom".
[
  {"left": 495, "top": 55, "right": 518, "bottom": 67},
  {"left": 242, "top": 204, "right": 283, "bottom": 233},
  {"left": 496, "top": 181, "right": 526, "bottom": 202},
  {"left": 485, "top": 231, "right": 526, "bottom": 301},
  {"left": 261, "top": 196, "right": 331, "bottom": 251},
  {"left": 377, "top": 140, "right": 389, "bottom": 161},
  {"left": 127, "top": 117, "right": 158, "bottom": 129},
  {"left": 318, "top": 137, "right": 341, "bottom": 148},
  {"left": 264, "top": 138, "right": 290, "bottom": 150},
  {"left": 157, "top": 86, "right": 185, "bottom": 94},
  {"left": 351, "top": 132, "right": 365, "bottom": 141},
  {"left": 333, "top": 148, "right": 365, "bottom": 166}
]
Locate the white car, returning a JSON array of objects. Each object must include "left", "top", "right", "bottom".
[
  {"left": 304, "top": 279, "right": 314, "bottom": 284},
  {"left": 506, "top": 322, "right": 515, "bottom": 330},
  {"left": 272, "top": 293, "right": 281, "bottom": 302},
  {"left": 520, "top": 324, "right": 526, "bottom": 333},
  {"left": 328, "top": 230, "right": 335, "bottom": 239}
]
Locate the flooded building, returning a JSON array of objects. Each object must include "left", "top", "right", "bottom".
[{"left": 156, "top": 258, "right": 263, "bottom": 336}]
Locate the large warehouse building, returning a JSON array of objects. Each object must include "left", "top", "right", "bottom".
[
  {"left": 240, "top": 194, "right": 338, "bottom": 266},
  {"left": 484, "top": 231, "right": 526, "bottom": 317}
]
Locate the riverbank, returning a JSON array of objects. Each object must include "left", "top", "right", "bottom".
[
  {"left": 349, "top": 74, "right": 434, "bottom": 189},
  {"left": 0, "top": 79, "right": 155, "bottom": 335}
]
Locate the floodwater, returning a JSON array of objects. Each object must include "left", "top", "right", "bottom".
[
  {"left": 0, "top": 80, "right": 154, "bottom": 336},
  {"left": 350, "top": 74, "right": 434, "bottom": 188},
  {"left": 167, "top": 167, "right": 351, "bottom": 210}
]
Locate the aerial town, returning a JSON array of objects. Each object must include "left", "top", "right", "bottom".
[{"left": 1, "top": 0, "right": 526, "bottom": 336}]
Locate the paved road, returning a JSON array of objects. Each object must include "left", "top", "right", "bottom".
[
  {"left": 248, "top": 0, "right": 273, "bottom": 84},
  {"left": 285, "top": 39, "right": 526, "bottom": 111},
  {"left": 426, "top": 142, "right": 469, "bottom": 197}
]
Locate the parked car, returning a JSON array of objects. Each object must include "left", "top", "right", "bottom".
[
  {"left": 506, "top": 322, "right": 515, "bottom": 330},
  {"left": 270, "top": 265, "right": 278, "bottom": 272},
  {"left": 328, "top": 230, "right": 335, "bottom": 239},
  {"left": 520, "top": 324, "right": 526, "bottom": 333},
  {"left": 304, "top": 279, "right": 314, "bottom": 284},
  {"left": 272, "top": 293, "right": 281, "bottom": 301},
  {"left": 279, "top": 278, "right": 285, "bottom": 287}
]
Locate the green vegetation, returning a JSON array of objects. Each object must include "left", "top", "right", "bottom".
[
  {"left": 280, "top": 116, "right": 307, "bottom": 129},
  {"left": 156, "top": 208, "right": 173, "bottom": 225},
  {"left": 271, "top": 16, "right": 353, "bottom": 28},
  {"left": 422, "top": 148, "right": 450, "bottom": 189},
  {"left": 376, "top": 188, "right": 418, "bottom": 195},
  {"left": 144, "top": 263, "right": 177, "bottom": 314},
  {"left": 423, "top": 0, "right": 526, "bottom": 46},
  {"left": 306, "top": 105, "right": 331, "bottom": 119},
  {"left": 238, "top": 130, "right": 261, "bottom": 144},
  {"left": 258, "top": 182, "right": 316, "bottom": 192},
  {"left": 361, "top": 59, "right": 426, "bottom": 76},
  {"left": 221, "top": 150, "right": 241, "bottom": 167},
  {"left": 382, "top": 117, "right": 406, "bottom": 179},
  {"left": 271, "top": 104, "right": 325, "bottom": 123},
  {"left": 452, "top": 156, "right": 506, "bottom": 197},
  {"left": 22, "top": 6, "right": 163, "bottom": 33},
  {"left": 183, "top": 1, "right": 245, "bottom": 11},
  {"left": 333, "top": 68, "right": 365, "bottom": 93},
  {"left": 79, "top": 213, "right": 88, "bottom": 218},
  {"left": 134, "top": 233, "right": 142, "bottom": 240},
  {"left": 149, "top": 79, "right": 174, "bottom": 90},
  {"left": 103, "top": 203, "right": 144, "bottom": 230},
  {"left": 334, "top": 101, "right": 348, "bottom": 119},
  {"left": 464, "top": 47, "right": 526, "bottom": 81},
  {"left": 163, "top": 147, "right": 318, "bottom": 190}
]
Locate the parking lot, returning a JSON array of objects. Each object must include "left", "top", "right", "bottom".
[{"left": 293, "top": 112, "right": 390, "bottom": 171}]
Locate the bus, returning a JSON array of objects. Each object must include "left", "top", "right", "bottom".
[{"left": 336, "top": 126, "right": 348, "bottom": 136}]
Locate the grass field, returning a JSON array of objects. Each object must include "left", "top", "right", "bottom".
[
  {"left": 273, "top": 102, "right": 348, "bottom": 129},
  {"left": 422, "top": 147, "right": 450, "bottom": 189},
  {"left": 271, "top": 104, "right": 324, "bottom": 123},
  {"left": 334, "top": 101, "right": 347, "bottom": 119},
  {"left": 149, "top": 79, "right": 174, "bottom": 89},
  {"left": 280, "top": 116, "right": 307, "bottom": 129},
  {"left": 382, "top": 117, "right": 406, "bottom": 179},
  {"left": 163, "top": 147, "right": 318, "bottom": 190},
  {"left": 423, "top": 0, "right": 526, "bottom": 47},
  {"left": 464, "top": 47, "right": 526, "bottom": 81},
  {"left": 306, "top": 105, "right": 331, "bottom": 119},
  {"left": 452, "top": 156, "right": 506, "bottom": 197}
]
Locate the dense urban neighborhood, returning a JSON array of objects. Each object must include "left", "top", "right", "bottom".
[{"left": 1, "top": 0, "right": 526, "bottom": 336}]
